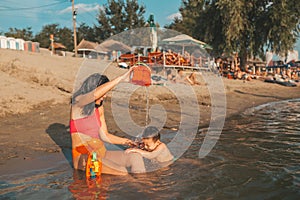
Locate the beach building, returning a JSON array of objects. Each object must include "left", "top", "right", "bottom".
[
  {"left": 0, "top": 36, "right": 7, "bottom": 49},
  {"left": 77, "top": 39, "right": 103, "bottom": 59},
  {"left": 6, "top": 37, "right": 16, "bottom": 50},
  {"left": 24, "top": 41, "right": 40, "bottom": 53},
  {"left": 32, "top": 42, "right": 40, "bottom": 53},
  {"left": 0, "top": 36, "right": 39, "bottom": 52},
  {"left": 76, "top": 39, "right": 131, "bottom": 60},
  {"left": 24, "top": 41, "right": 32, "bottom": 52},
  {"left": 15, "top": 38, "right": 25, "bottom": 51}
]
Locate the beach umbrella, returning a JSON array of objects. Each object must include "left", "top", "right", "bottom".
[
  {"left": 96, "top": 39, "right": 131, "bottom": 54},
  {"left": 49, "top": 42, "right": 66, "bottom": 50},
  {"left": 160, "top": 34, "right": 212, "bottom": 51}
]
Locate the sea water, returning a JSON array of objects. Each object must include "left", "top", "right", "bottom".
[{"left": 1, "top": 99, "right": 299, "bottom": 199}]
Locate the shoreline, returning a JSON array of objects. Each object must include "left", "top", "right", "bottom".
[
  {"left": 1, "top": 48, "right": 300, "bottom": 176},
  {"left": 1, "top": 80, "right": 300, "bottom": 176}
]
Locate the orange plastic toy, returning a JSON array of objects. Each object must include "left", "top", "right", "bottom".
[
  {"left": 130, "top": 64, "right": 152, "bottom": 86},
  {"left": 86, "top": 152, "right": 102, "bottom": 179}
]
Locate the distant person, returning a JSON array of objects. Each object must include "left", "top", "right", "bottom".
[
  {"left": 111, "top": 50, "right": 117, "bottom": 61},
  {"left": 166, "top": 69, "right": 175, "bottom": 83},
  {"left": 174, "top": 69, "right": 200, "bottom": 85},
  {"left": 186, "top": 72, "right": 201, "bottom": 85},
  {"left": 173, "top": 69, "right": 187, "bottom": 84},
  {"left": 291, "top": 69, "right": 299, "bottom": 80}
]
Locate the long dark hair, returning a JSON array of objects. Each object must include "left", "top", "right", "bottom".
[{"left": 71, "top": 73, "right": 109, "bottom": 116}]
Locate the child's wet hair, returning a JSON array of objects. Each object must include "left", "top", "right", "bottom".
[{"left": 142, "top": 126, "right": 160, "bottom": 142}]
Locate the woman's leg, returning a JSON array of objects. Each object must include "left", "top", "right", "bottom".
[
  {"left": 102, "top": 151, "right": 145, "bottom": 174},
  {"left": 101, "top": 157, "right": 128, "bottom": 176},
  {"left": 127, "top": 152, "right": 146, "bottom": 173},
  {"left": 72, "top": 147, "right": 88, "bottom": 171}
]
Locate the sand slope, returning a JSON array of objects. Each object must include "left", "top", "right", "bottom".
[
  {"left": 1, "top": 47, "right": 300, "bottom": 119},
  {"left": 0, "top": 48, "right": 81, "bottom": 116}
]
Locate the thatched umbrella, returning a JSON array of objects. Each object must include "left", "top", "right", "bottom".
[
  {"left": 96, "top": 39, "right": 131, "bottom": 54},
  {"left": 160, "top": 34, "right": 212, "bottom": 51},
  {"left": 48, "top": 42, "right": 66, "bottom": 50}
]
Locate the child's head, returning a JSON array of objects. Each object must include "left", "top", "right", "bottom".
[{"left": 142, "top": 126, "right": 160, "bottom": 145}]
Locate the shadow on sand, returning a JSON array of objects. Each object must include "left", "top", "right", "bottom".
[{"left": 46, "top": 123, "right": 73, "bottom": 167}]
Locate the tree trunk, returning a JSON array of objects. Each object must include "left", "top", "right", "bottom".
[{"left": 239, "top": 46, "right": 247, "bottom": 71}]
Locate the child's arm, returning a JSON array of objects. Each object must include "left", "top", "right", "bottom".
[{"left": 126, "top": 144, "right": 165, "bottom": 159}]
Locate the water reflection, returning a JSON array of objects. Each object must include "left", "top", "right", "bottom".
[
  {"left": 68, "top": 170, "right": 109, "bottom": 199},
  {"left": 1, "top": 99, "right": 300, "bottom": 199}
]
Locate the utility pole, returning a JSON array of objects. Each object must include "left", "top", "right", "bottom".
[{"left": 72, "top": 0, "right": 77, "bottom": 57}]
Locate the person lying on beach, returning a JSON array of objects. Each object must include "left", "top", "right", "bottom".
[
  {"left": 186, "top": 72, "right": 201, "bottom": 85},
  {"left": 234, "top": 68, "right": 252, "bottom": 81},
  {"left": 125, "top": 126, "right": 174, "bottom": 163},
  {"left": 166, "top": 69, "right": 175, "bottom": 83},
  {"left": 174, "top": 69, "right": 201, "bottom": 85},
  {"left": 173, "top": 69, "right": 186, "bottom": 84}
]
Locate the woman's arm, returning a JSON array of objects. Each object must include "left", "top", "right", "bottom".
[
  {"left": 75, "top": 68, "right": 133, "bottom": 107},
  {"left": 98, "top": 107, "right": 132, "bottom": 145},
  {"left": 125, "top": 144, "right": 164, "bottom": 159}
]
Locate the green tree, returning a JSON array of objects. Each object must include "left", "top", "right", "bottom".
[
  {"left": 4, "top": 27, "right": 34, "bottom": 41},
  {"left": 167, "top": 0, "right": 300, "bottom": 69},
  {"left": 34, "top": 24, "right": 60, "bottom": 49},
  {"left": 95, "top": 7, "right": 113, "bottom": 41},
  {"left": 34, "top": 24, "right": 73, "bottom": 51},
  {"left": 95, "top": 0, "right": 146, "bottom": 41},
  {"left": 124, "top": 0, "right": 146, "bottom": 29},
  {"left": 264, "top": 0, "right": 300, "bottom": 54},
  {"left": 77, "top": 23, "right": 97, "bottom": 42},
  {"left": 58, "top": 27, "right": 73, "bottom": 51}
]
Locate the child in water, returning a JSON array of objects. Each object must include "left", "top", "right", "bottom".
[{"left": 125, "top": 126, "right": 174, "bottom": 163}]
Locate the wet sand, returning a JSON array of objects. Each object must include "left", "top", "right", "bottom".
[{"left": 1, "top": 48, "right": 300, "bottom": 175}]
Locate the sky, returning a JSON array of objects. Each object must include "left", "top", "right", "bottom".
[
  {"left": 0, "top": 0, "right": 182, "bottom": 34},
  {"left": 0, "top": 0, "right": 299, "bottom": 56}
]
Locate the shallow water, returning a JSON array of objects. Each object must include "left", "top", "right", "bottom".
[{"left": 1, "top": 99, "right": 300, "bottom": 199}]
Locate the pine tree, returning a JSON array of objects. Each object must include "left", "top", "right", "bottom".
[
  {"left": 95, "top": 0, "right": 145, "bottom": 42},
  {"left": 5, "top": 27, "right": 34, "bottom": 41},
  {"left": 77, "top": 23, "right": 97, "bottom": 43},
  {"left": 166, "top": 0, "right": 205, "bottom": 36},
  {"left": 34, "top": 24, "right": 73, "bottom": 51},
  {"left": 35, "top": 24, "right": 61, "bottom": 49},
  {"left": 124, "top": 0, "right": 146, "bottom": 29}
]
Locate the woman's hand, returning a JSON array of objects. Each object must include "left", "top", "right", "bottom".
[
  {"left": 122, "top": 138, "right": 134, "bottom": 146},
  {"left": 121, "top": 66, "right": 137, "bottom": 82}
]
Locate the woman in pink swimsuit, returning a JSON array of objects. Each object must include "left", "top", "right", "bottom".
[{"left": 70, "top": 69, "right": 145, "bottom": 175}]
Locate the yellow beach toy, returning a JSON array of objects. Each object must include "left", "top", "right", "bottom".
[{"left": 86, "top": 151, "right": 102, "bottom": 179}]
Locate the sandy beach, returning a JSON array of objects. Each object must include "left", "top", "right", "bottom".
[{"left": 1, "top": 48, "right": 300, "bottom": 175}]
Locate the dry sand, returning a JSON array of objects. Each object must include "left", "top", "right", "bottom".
[{"left": 0, "top": 48, "right": 300, "bottom": 174}]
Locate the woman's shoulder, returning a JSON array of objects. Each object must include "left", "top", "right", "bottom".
[{"left": 71, "top": 105, "right": 81, "bottom": 118}]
